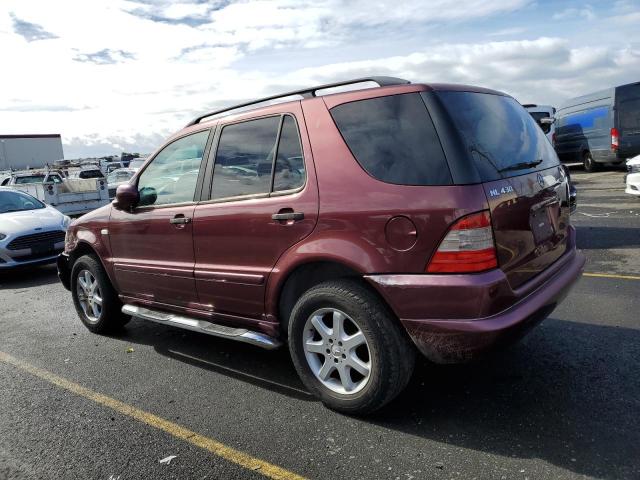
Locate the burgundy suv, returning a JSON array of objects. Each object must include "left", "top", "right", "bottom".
[{"left": 58, "top": 77, "right": 584, "bottom": 414}]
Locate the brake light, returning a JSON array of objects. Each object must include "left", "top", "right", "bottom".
[
  {"left": 426, "top": 210, "right": 498, "bottom": 273},
  {"left": 611, "top": 128, "right": 619, "bottom": 151},
  {"left": 552, "top": 132, "right": 557, "bottom": 147}
]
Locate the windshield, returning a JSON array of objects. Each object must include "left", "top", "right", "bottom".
[
  {"left": 435, "top": 91, "right": 558, "bottom": 181},
  {"left": 15, "top": 175, "right": 46, "bottom": 184},
  {"left": 0, "top": 190, "right": 45, "bottom": 213}
]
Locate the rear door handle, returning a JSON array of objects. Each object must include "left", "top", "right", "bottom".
[
  {"left": 272, "top": 212, "right": 304, "bottom": 221},
  {"left": 170, "top": 216, "right": 192, "bottom": 225}
]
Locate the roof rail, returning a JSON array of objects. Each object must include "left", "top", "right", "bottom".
[{"left": 186, "top": 76, "right": 410, "bottom": 127}]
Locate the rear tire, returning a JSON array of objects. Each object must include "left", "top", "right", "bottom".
[
  {"left": 583, "top": 151, "right": 598, "bottom": 172},
  {"left": 288, "top": 279, "right": 415, "bottom": 415},
  {"left": 71, "top": 255, "right": 130, "bottom": 334}
]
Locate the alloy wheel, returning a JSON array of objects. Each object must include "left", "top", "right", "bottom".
[
  {"left": 76, "top": 269, "right": 103, "bottom": 323},
  {"left": 302, "top": 308, "right": 372, "bottom": 395}
]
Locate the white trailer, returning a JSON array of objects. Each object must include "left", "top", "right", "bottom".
[
  {"left": 0, "top": 134, "right": 64, "bottom": 171},
  {"left": 4, "top": 174, "right": 110, "bottom": 216}
]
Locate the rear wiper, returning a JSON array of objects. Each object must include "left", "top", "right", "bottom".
[{"left": 498, "top": 159, "right": 543, "bottom": 172}]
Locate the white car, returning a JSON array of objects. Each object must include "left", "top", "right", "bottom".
[
  {"left": 0, "top": 187, "right": 71, "bottom": 269},
  {"left": 626, "top": 155, "right": 640, "bottom": 197}
]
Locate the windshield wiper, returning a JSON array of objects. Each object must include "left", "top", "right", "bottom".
[{"left": 498, "top": 159, "right": 544, "bottom": 172}]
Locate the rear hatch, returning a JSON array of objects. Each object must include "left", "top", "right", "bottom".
[
  {"left": 616, "top": 82, "right": 640, "bottom": 158},
  {"left": 436, "top": 90, "right": 571, "bottom": 288}
]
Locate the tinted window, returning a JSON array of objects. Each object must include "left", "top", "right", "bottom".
[
  {"left": 274, "top": 116, "right": 305, "bottom": 192},
  {"left": 212, "top": 116, "right": 280, "bottom": 199},
  {"left": 528, "top": 112, "right": 552, "bottom": 134},
  {"left": 330, "top": 93, "right": 451, "bottom": 185},
  {"left": 436, "top": 91, "right": 558, "bottom": 181},
  {"left": 617, "top": 84, "right": 640, "bottom": 131},
  {"left": 137, "top": 129, "right": 210, "bottom": 206},
  {"left": 79, "top": 170, "right": 104, "bottom": 179},
  {"left": 0, "top": 190, "right": 45, "bottom": 213}
]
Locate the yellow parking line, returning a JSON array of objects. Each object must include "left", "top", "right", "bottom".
[
  {"left": 583, "top": 272, "right": 640, "bottom": 281},
  {"left": 0, "top": 351, "right": 306, "bottom": 480}
]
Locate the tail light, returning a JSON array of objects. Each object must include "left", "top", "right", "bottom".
[
  {"left": 611, "top": 128, "right": 619, "bottom": 151},
  {"left": 552, "top": 132, "right": 557, "bottom": 147},
  {"left": 426, "top": 210, "right": 498, "bottom": 273}
]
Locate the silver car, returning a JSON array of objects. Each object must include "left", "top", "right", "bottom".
[{"left": 0, "top": 187, "right": 71, "bottom": 269}]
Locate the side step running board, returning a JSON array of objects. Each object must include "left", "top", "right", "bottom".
[{"left": 121, "top": 304, "right": 282, "bottom": 350}]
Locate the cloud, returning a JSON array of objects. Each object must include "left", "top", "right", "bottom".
[
  {"left": 286, "top": 38, "right": 639, "bottom": 106},
  {"left": 552, "top": 6, "right": 596, "bottom": 21},
  {"left": 10, "top": 14, "right": 57, "bottom": 41},
  {"left": 488, "top": 27, "right": 526, "bottom": 37},
  {"left": 73, "top": 49, "right": 136, "bottom": 65},
  {"left": 0, "top": 0, "right": 637, "bottom": 158}
]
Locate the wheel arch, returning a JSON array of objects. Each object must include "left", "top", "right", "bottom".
[
  {"left": 269, "top": 259, "right": 393, "bottom": 337},
  {"left": 68, "top": 241, "right": 117, "bottom": 290}
]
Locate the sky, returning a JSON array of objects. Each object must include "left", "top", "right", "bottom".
[{"left": 0, "top": 0, "right": 638, "bottom": 159}]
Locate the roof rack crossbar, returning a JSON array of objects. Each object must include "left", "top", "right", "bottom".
[{"left": 186, "top": 76, "right": 410, "bottom": 127}]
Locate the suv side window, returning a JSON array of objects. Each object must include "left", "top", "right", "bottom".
[
  {"left": 137, "top": 129, "right": 210, "bottom": 207},
  {"left": 330, "top": 93, "right": 452, "bottom": 186},
  {"left": 212, "top": 115, "right": 305, "bottom": 200},
  {"left": 273, "top": 115, "right": 305, "bottom": 192}
]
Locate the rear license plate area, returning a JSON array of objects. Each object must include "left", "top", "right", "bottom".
[{"left": 530, "top": 207, "right": 555, "bottom": 244}]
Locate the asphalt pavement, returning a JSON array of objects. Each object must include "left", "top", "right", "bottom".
[{"left": 1, "top": 166, "right": 639, "bottom": 480}]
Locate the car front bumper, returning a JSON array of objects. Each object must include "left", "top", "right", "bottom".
[
  {"left": 365, "top": 230, "right": 585, "bottom": 363},
  {"left": 625, "top": 172, "right": 640, "bottom": 196},
  {"left": 0, "top": 244, "right": 64, "bottom": 269},
  {"left": 57, "top": 253, "right": 72, "bottom": 290}
]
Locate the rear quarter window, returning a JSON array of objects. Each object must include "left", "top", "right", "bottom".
[{"left": 330, "top": 93, "right": 452, "bottom": 186}]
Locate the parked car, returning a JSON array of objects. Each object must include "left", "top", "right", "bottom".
[
  {"left": 626, "top": 154, "right": 640, "bottom": 197},
  {"left": 524, "top": 104, "right": 556, "bottom": 144},
  {"left": 1, "top": 171, "right": 65, "bottom": 186},
  {"left": 555, "top": 81, "right": 640, "bottom": 172},
  {"left": 103, "top": 161, "right": 125, "bottom": 175},
  {"left": 128, "top": 158, "right": 147, "bottom": 171},
  {"left": 0, "top": 187, "right": 70, "bottom": 269},
  {"left": 58, "top": 77, "right": 584, "bottom": 414},
  {"left": 106, "top": 168, "right": 136, "bottom": 199},
  {"left": 2, "top": 170, "right": 110, "bottom": 216}
]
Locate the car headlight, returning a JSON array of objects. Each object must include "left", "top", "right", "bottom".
[
  {"left": 61, "top": 215, "right": 72, "bottom": 228},
  {"left": 628, "top": 164, "right": 640, "bottom": 174},
  {"left": 0, "top": 233, "right": 6, "bottom": 241}
]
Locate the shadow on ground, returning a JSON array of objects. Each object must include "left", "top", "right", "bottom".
[
  {"left": 0, "top": 264, "right": 59, "bottom": 290},
  {"left": 576, "top": 225, "right": 640, "bottom": 250},
  {"left": 116, "top": 316, "right": 639, "bottom": 480}
]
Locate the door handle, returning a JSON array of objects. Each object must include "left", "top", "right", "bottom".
[
  {"left": 170, "top": 216, "right": 192, "bottom": 225},
  {"left": 272, "top": 212, "right": 304, "bottom": 221}
]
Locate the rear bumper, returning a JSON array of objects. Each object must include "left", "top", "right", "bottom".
[
  {"left": 57, "top": 253, "right": 72, "bottom": 290},
  {"left": 365, "top": 238, "right": 585, "bottom": 363}
]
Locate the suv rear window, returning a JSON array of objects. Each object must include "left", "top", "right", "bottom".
[
  {"left": 436, "top": 91, "right": 558, "bottom": 181},
  {"left": 330, "top": 93, "right": 452, "bottom": 186}
]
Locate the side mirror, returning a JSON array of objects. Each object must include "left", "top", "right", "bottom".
[
  {"left": 113, "top": 184, "right": 139, "bottom": 210},
  {"left": 138, "top": 186, "right": 157, "bottom": 207},
  {"left": 539, "top": 117, "right": 555, "bottom": 125}
]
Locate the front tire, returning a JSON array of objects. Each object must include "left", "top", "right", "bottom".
[
  {"left": 71, "top": 255, "right": 130, "bottom": 334},
  {"left": 288, "top": 279, "right": 415, "bottom": 415}
]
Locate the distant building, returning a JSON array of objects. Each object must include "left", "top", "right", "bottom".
[{"left": 0, "top": 134, "right": 64, "bottom": 171}]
